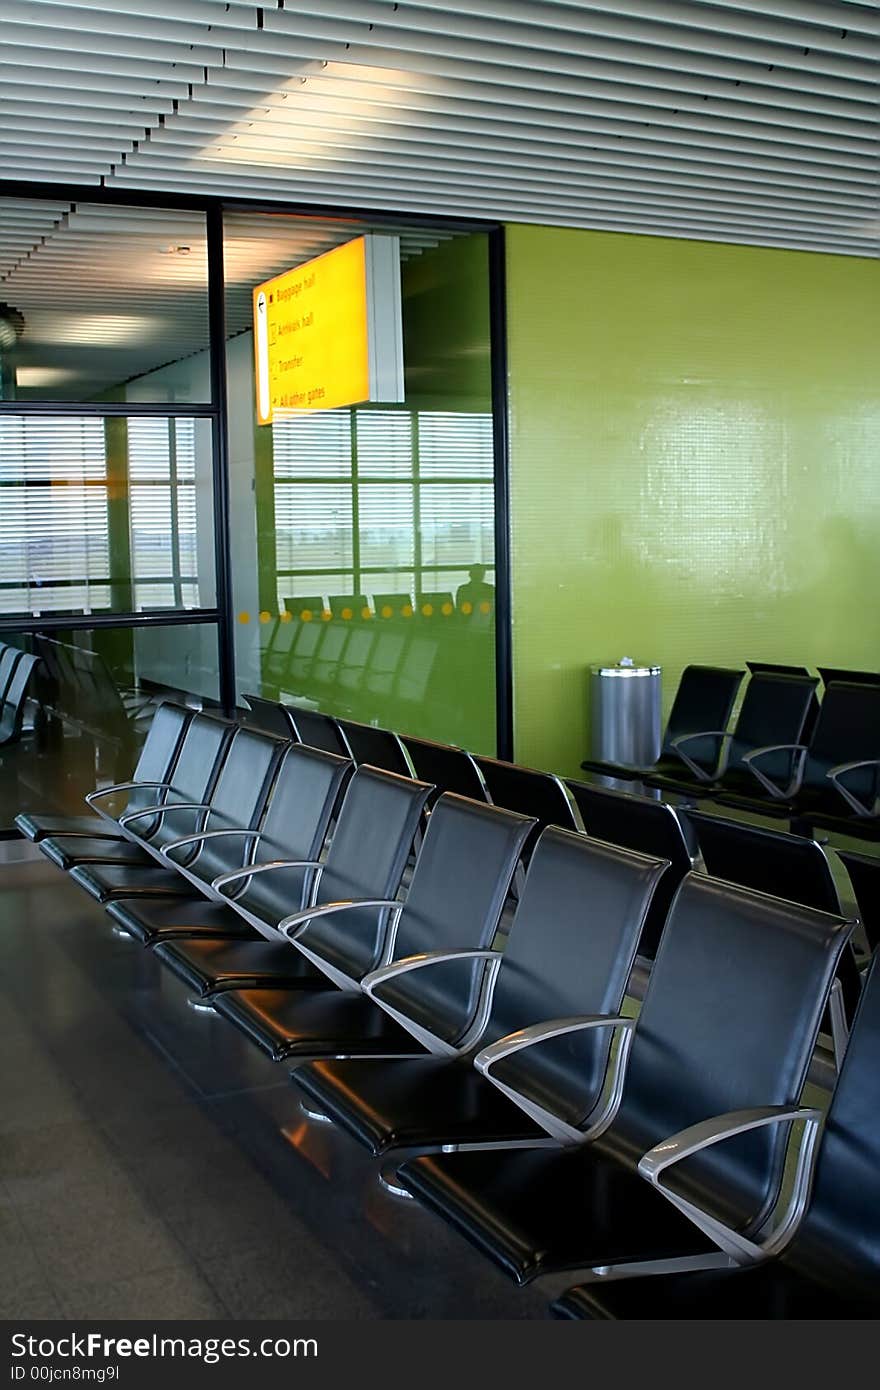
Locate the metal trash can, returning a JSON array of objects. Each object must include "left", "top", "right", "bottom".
[{"left": 589, "top": 658, "right": 662, "bottom": 768}]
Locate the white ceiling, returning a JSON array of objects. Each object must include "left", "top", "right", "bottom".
[{"left": 0, "top": 0, "right": 877, "bottom": 258}]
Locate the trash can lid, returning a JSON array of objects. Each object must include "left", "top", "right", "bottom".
[{"left": 590, "top": 661, "right": 661, "bottom": 677}]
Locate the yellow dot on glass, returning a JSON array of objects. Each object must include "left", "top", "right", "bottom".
[
  {"left": 259, "top": 610, "right": 271, "bottom": 624},
  {"left": 461, "top": 601, "right": 473, "bottom": 615},
  {"left": 401, "top": 604, "right": 413, "bottom": 618},
  {"left": 381, "top": 605, "right": 393, "bottom": 619},
  {"left": 480, "top": 601, "right": 492, "bottom": 615},
  {"left": 321, "top": 609, "right": 332, "bottom": 622},
  {"left": 341, "top": 607, "right": 353, "bottom": 621},
  {"left": 280, "top": 610, "right": 292, "bottom": 623},
  {"left": 301, "top": 609, "right": 312, "bottom": 622},
  {"left": 441, "top": 602, "right": 453, "bottom": 616},
  {"left": 361, "top": 607, "right": 373, "bottom": 620},
  {"left": 421, "top": 603, "right": 434, "bottom": 617},
  {"left": 238, "top": 611, "right": 250, "bottom": 624}
]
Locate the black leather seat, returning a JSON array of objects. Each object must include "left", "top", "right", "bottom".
[
  {"left": 399, "top": 734, "right": 488, "bottom": 802},
  {"left": 107, "top": 743, "right": 352, "bottom": 947},
  {"left": 473, "top": 755, "right": 579, "bottom": 831},
  {"left": 645, "top": 670, "right": 819, "bottom": 799},
  {"left": 241, "top": 693, "right": 298, "bottom": 740},
  {"left": 553, "top": 950, "right": 880, "bottom": 1319},
  {"left": 16, "top": 700, "right": 192, "bottom": 844},
  {"left": 210, "top": 795, "right": 535, "bottom": 1061},
  {"left": 564, "top": 780, "right": 692, "bottom": 958},
  {"left": 335, "top": 718, "right": 412, "bottom": 778},
  {"left": 0, "top": 651, "right": 41, "bottom": 746},
  {"left": 62, "top": 713, "right": 236, "bottom": 899},
  {"left": 293, "top": 828, "right": 668, "bottom": 1155},
  {"left": 150, "top": 764, "right": 433, "bottom": 999},
  {"left": 397, "top": 875, "right": 852, "bottom": 1285},
  {"left": 581, "top": 664, "right": 744, "bottom": 781},
  {"left": 685, "top": 810, "right": 863, "bottom": 1038}
]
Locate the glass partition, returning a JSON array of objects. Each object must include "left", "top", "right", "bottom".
[{"left": 224, "top": 213, "right": 497, "bottom": 753}]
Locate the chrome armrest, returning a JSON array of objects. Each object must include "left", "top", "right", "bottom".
[
  {"left": 827, "top": 759, "right": 880, "bottom": 818},
  {"left": 669, "top": 731, "right": 731, "bottom": 782},
  {"left": 279, "top": 898, "right": 402, "bottom": 942},
  {"left": 741, "top": 743, "right": 808, "bottom": 800},
  {"left": 364, "top": 948, "right": 501, "bottom": 997},
  {"left": 119, "top": 799, "right": 210, "bottom": 828},
  {"left": 211, "top": 858, "right": 323, "bottom": 894},
  {"left": 474, "top": 1015, "right": 636, "bottom": 1146},
  {"left": 85, "top": 779, "right": 170, "bottom": 808},
  {"left": 639, "top": 1104, "right": 823, "bottom": 1265},
  {"left": 161, "top": 828, "right": 263, "bottom": 862}
]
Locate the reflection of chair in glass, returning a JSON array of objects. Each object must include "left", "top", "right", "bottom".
[
  {"left": 371, "top": 592, "right": 414, "bottom": 620},
  {"left": 283, "top": 594, "right": 325, "bottom": 618},
  {"left": 363, "top": 628, "right": 411, "bottom": 702},
  {"left": 0, "top": 644, "right": 23, "bottom": 705},
  {"left": 308, "top": 621, "right": 353, "bottom": 698},
  {"left": 335, "top": 626, "right": 378, "bottom": 706},
  {"left": 336, "top": 717, "right": 411, "bottom": 778},
  {"left": 284, "top": 616, "right": 328, "bottom": 692},
  {"left": 0, "top": 652, "right": 41, "bottom": 747},
  {"left": 401, "top": 734, "right": 488, "bottom": 803},
  {"left": 328, "top": 594, "right": 369, "bottom": 619},
  {"left": 394, "top": 634, "right": 440, "bottom": 710},
  {"left": 581, "top": 664, "right": 744, "bottom": 780},
  {"left": 415, "top": 591, "right": 454, "bottom": 617}
]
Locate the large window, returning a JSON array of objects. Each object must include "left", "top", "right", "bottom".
[{"left": 272, "top": 407, "right": 495, "bottom": 610}]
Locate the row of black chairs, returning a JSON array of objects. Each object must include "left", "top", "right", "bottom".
[
  {"left": 582, "top": 660, "right": 880, "bottom": 841},
  {"left": 16, "top": 700, "right": 880, "bottom": 1317}
]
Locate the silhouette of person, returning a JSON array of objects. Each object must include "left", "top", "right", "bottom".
[{"left": 455, "top": 564, "right": 494, "bottom": 617}]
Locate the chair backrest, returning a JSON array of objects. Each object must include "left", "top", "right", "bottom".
[
  {"left": 787, "top": 951, "right": 880, "bottom": 1295},
  {"left": 723, "top": 671, "right": 819, "bottom": 777},
  {"left": 161, "top": 712, "right": 234, "bottom": 811},
  {"left": 480, "top": 828, "right": 668, "bottom": 1128},
  {"left": 336, "top": 719, "right": 412, "bottom": 778},
  {"left": 565, "top": 779, "right": 691, "bottom": 957},
  {"left": 747, "top": 661, "right": 821, "bottom": 741},
  {"left": 416, "top": 591, "right": 454, "bottom": 616},
  {"left": 837, "top": 850, "right": 880, "bottom": 953},
  {"left": 126, "top": 702, "right": 193, "bottom": 813},
  {"left": 687, "top": 812, "right": 840, "bottom": 913},
  {"left": 474, "top": 755, "right": 580, "bottom": 830},
  {"left": 401, "top": 734, "right": 488, "bottom": 802},
  {"left": 328, "top": 594, "right": 368, "bottom": 619},
  {"left": 370, "top": 796, "right": 536, "bottom": 1047},
  {"left": 802, "top": 682, "right": 880, "bottom": 798},
  {"left": 236, "top": 744, "right": 353, "bottom": 930},
  {"left": 817, "top": 667, "right": 880, "bottom": 688},
  {"left": 302, "top": 767, "right": 435, "bottom": 980},
  {"left": 183, "top": 728, "right": 286, "bottom": 881},
  {"left": 283, "top": 595, "right": 325, "bottom": 618},
  {"left": 286, "top": 707, "right": 349, "bottom": 757},
  {"left": 661, "top": 665, "right": 744, "bottom": 766},
  {"left": 372, "top": 592, "right": 413, "bottom": 620},
  {"left": 242, "top": 693, "right": 297, "bottom": 740},
  {"left": 613, "top": 874, "right": 852, "bottom": 1234}
]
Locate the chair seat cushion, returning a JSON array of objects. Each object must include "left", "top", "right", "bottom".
[
  {"left": 40, "top": 836, "right": 153, "bottom": 872},
  {"left": 212, "top": 987, "right": 426, "bottom": 1063},
  {"left": 16, "top": 811, "right": 123, "bottom": 843},
  {"left": 69, "top": 862, "right": 192, "bottom": 904},
  {"left": 294, "top": 1055, "right": 546, "bottom": 1156},
  {"left": 152, "top": 938, "right": 330, "bottom": 997},
  {"left": 396, "top": 1147, "right": 713, "bottom": 1286},
  {"left": 552, "top": 1261, "right": 879, "bottom": 1319},
  {"left": 106, "top": 897, "right": 258, "bottom": 946}
]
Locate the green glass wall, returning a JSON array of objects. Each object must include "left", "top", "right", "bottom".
[
  {"left": 506, "top": 225, "right": 880, "bottom": 777},
  {"left": 227, "top": 223, "right": 497, "bottom": 753}
]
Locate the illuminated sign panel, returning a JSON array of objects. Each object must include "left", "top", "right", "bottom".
[{"left": 253, "top": 234, "right": 404, "bottom": 423}]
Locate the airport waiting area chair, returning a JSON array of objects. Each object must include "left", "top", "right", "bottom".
[
  {"left": 286, "top": 706, "right": 350, "bottom": 757},
  {"left": 395, "top": 875, "right": 852, "bottom": 1286},
  {"left": 400, "top": 734, "right": 488, "bottom": 802},
  {"left": 581, "top": 664, "right": 744, "bottom": 781},
  {"left": 293, "top": 828, "right": 667, "bottom": 1157},
  {"left": 241, "top": 692, "right": 299, "bottom": 740},
  {"left": 836, "top": 850, "right": 880, "bottom": 953},
  {"left": 473, "top": 754, "right": 580, "bottom": 831},
  {"left": 553, "top": 949, "right": 880, "bottom": 1320},
  {"left": 335, "top": 718, "right": 412, "bottom": 778},
  {"left": 645, "top": 669, "right": 819, "bottom": 799}
]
